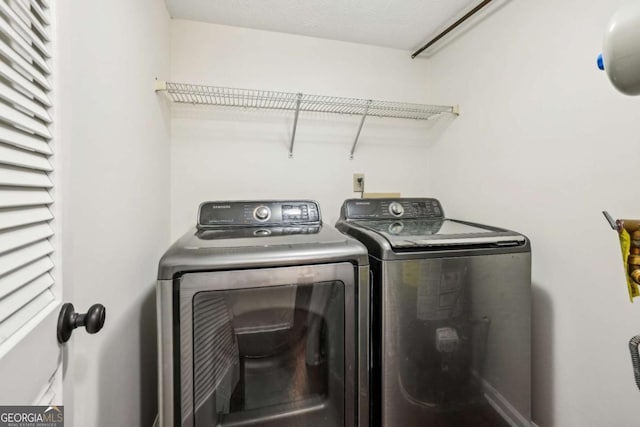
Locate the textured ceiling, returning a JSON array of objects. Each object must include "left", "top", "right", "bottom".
[{"left": 164, "top": 0, "right": 478, "bottom": 50}]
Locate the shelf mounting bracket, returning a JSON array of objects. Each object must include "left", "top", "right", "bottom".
[
  {"left": 350, "top": 100, "right": 372, "bottom": 160},
  {"left": 154, "top": 79, "right": 167, "bottom": 92},
  {"left": 288, "top": 93, "right": 303, "bottom": 158}
]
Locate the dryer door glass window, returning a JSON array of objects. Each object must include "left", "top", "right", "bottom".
[{"left": 192, "top": 280, "right": 345, "bottom": 427}]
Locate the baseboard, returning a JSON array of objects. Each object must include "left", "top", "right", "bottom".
[{"left": 472, "top": 371, "right": 531, "bottom": 427}]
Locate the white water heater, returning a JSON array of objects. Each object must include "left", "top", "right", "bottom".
[{"left": 598, "top": 1, "right": 640, "bottom": 95}]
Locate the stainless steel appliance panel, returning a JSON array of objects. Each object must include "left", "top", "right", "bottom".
[
  {"left": 380, "top": 253, "right": 531, "bottom": 427},
  {"left": 173, "top": 262, "right": 358, "bottom": 427},
  {"left": 157, "top": 279, "right": 174, "bottom": 427}
]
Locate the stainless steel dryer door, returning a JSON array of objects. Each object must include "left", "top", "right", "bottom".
[
  {"left": 380, "top": 252, "right": 531, "bottom": 427},
  {"left": 177, "top": 263, "right": 357, "bottom": 427}
]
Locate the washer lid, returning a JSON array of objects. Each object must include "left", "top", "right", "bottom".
[{"left": 353, "top": 218, "right": 526, "bottom": 249}]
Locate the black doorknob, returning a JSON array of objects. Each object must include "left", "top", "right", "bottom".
[{"left": 57, "top": 303, "right": 106, "bottom": 343}]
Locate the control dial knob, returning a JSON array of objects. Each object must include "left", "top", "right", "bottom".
[
  {"left": 253, "top": 206, "right": 271, "bottom": 221},
  {"left": 389, "top": 202, "right": 405, "bottom": 217}
]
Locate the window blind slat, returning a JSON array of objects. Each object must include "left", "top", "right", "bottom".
[
  {"left": 0, "top": 143, "right": 52, "bottom": 171},
  {"left": 0, "top": 239, "right": 52, "bottom": 277},
  {"left": 9, "top": 0, "right": 49, "bottom": 42},
  {"left": 0, "top": 273, "right": 53, "bottom": 323},
  {"left": 0, "top": 125, "right": 52, "bottom": 154},
  {"left": 0, "top": 257, "right": 53, "bottom": 299},
  {"left": 0, "top": 290, "right": 54, "bottom": 344},
  {"left": 0, "top": 60, "right": 50, "bottom": 107},
  {"left": 0, "top": 15, "right": 49, "bottom": 74},
  {"left": 0, "top": 1, "right": 49, "bottom": 58},
  {"left": 0, "top": 38, "right": 49, "bottom": 90},
  {"left": 0, "top": 165, "right": 52, "bottom": 187},
  {"left": 0, "top": 82, "right": 51, "bottom": 122},
  {"left": 0, "top": 101, "right": 51, "bottom": 138},
  {"left": 29, "top": 0, "right": 51, "bottom": 26},
  {"left": 35, "top": 0, "right": 49, "bottom": 9},
  {"left": 0, "top": 188, "right": 51, "bottom": 208},
  {"left": 29, "top": 0, "right": 49, "bottom": 25},
  {"left": 0, "top": 222, "right": 52, "bottom": 254},
  {"left": 0, "top": 240, "right": 53, "bottom": 275},
  {"left": 0, "top": 206, "right": 51, "bottom": 230}
]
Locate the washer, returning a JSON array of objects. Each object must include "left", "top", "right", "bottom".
[
  {"left": 336, "top": 198, "right": 531, "bottom": 427},
  {"left": 157, "top": 200, "right": 369, "bottom": 427}
]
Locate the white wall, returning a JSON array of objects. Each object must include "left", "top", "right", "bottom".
[
  {"left": 425, "top": 0, "right": 640, "bottom": 426},
  {"left": 169, "top": 21, "right": 449, "bottom": 238},
  {"left": 57, "top": 1, "right": 170, "bottom": 426}
]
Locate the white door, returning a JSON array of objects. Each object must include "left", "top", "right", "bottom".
[{"left": 0, "top": 0, "right": 71, "bottom": 414}]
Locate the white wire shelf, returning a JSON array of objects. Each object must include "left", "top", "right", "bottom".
[{"left": 155, "top": 80, "right": 459, "bottom": 158}]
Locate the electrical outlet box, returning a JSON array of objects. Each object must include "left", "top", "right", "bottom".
[{"left": 353, "top": 173, "right": 365, "bottom": 192}]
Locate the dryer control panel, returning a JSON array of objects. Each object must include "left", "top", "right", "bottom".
[
  {"left": 198, "top": 200, "right": 321, "bottom": 228},
  {"left": 341, "top": 198, "right": 444, "bottom": 220}
]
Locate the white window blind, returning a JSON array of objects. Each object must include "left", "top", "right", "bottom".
[{"left": 0, "top": 0, "right": 55, "bottom": 347}]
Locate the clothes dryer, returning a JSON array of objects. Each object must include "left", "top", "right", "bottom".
[
  {"left": 157, "top": 200, "right": 369, "bottom": 427},
  {"left": 336, "top": 198, "right": 531, "bottom": 427}
]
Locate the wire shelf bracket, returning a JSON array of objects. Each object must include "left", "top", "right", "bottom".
[
  {"left": 289, "top": 93, "right": 302, "bottom": 158},
  {"left": 350, "top": 100, "right": 371, "bottom": 160},
  {"left": 155, "top": 80, "right": 459, "bottom": 159}
]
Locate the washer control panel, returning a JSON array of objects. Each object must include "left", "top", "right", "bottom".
[
  {"left": 341, "top": 198, "right": 444, "bottom": 220},
  {"left": 198, "top": 200, "right": 321, "bottom": 228}
]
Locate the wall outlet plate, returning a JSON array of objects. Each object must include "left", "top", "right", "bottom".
[{"left": 353, "top": 173, "right": 365, "bottom": 192}]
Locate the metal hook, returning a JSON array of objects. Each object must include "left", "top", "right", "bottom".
[{"left": 603, "top": 211, "right": 620, "bottom": 232}]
